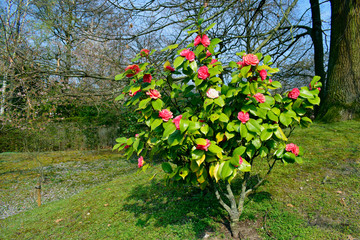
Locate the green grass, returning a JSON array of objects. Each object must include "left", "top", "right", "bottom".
[{"left": 0, "top": 121, "right": 359, "bottom": 239}]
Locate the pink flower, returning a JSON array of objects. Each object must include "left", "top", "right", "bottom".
[
  {"left": 198, "top": 66, "right": 210, "bottom": 80},
  {"left": 237, "top": 112, "right": 250, "bottom": 124},
  {"left": 138, "top": 156, "right": 144, "bottom": 168},
  {"left": 186, "top": 51, "right": 195, "bottom": 62},
  {"left": 254, "top": 93, "right": 266, "bottom": 103},
  {"left": 143, "top": 74, "right": 152, "bottom": 83},
  {"left": 206, "top": 88, "right": 219, "bottom": 99},
  {"left": 129, "top": 89, "right": 141, "bottom": 97},
  {"left": 135, "top": 134, "right": 139, "bottom": 137},
  {"left": 285, "top": 143, "right": 300, "bottom": 156},
  {"left": 234, "top": 156, "right": 244, "bottom": 167},
  {"left": 172, "top": 115, "right": 182, "bottom": 130},
  {"left": 140, "top": 49, "right": 150, "bottom": 57},
  {"left": 180, "top": 49, "right": 190, "bottom": 57},
  {"left": 206, "top": 50, "right": 212, "bottom": 57},
  {"left": 196, "top": 139, "right": 211, "bottom": 151},
  {"left": 210, "top": 59, "right": 218, "bottom": 64},
  {"left": 146, "top": 89, "right": 161, "bottom": 99},
  {"left": 125, "top": 64, "right": 141, "bottom": 77},
  {"left": 288, "top": 88, "right": 300, "bottom": 99},
  {"left": 309, "top": 83, "right": 321, "bottom": 91},
  {"left": 165, "top": 66, "right": 175, "bottom": 72},
  {"left": 243, "top": 54, "right": 259, "bottom": 66},
  {"left": 201, "top": 34, "right": 210, "bottom": 47},
  {"left": 180, "top": 49, "right": 195, "bottom": 61},
  {"left": 194, "top": 35, "right": 202, "bottom": 46},
  {"left": 269, "top": 79, "right": 273, "bottom": 83},
  {"left": 259, "top": 69, "right": 267, "bottom": 80},
  {"left": 237, "top": 61, "right": 244, "bottom": 68},
  {"left": 159, "top": 109, "right": 173, "bottom": 121}
]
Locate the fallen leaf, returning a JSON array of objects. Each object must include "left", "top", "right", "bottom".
[
  {"left": 107, "top": 224, "right": 111, "bottom": 227},
  {"left": 104, "top": 203, "right": 109, "bottom": 207},
  {"left": 286, "top": 204, "right": 294, "bottom": 208},
  {"left": 340, "top": 198, "right": 346, "bottom": 206},
  {"left": 55, "top": 218, "right": 63, "bottom": 223},
  {"left": 336, "top": 191, "right": 343, "bottom": 194}
]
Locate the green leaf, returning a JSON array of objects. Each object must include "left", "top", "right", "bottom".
[
  {"left": 252, "top": 137, "right": 262, "bottom": 149},
  {"left": 263, "top": 55, "right": 271, "bottom": 65},
  {"left": 220, "top": 161, "right": 234, "bottom": 180},
  {"left": 283, "top": 152, "right": 296, "bottom": 163},
  {"left": 299, "top": 89, "right": 314, "bottom": 99},
  {"left": 280, "top": 112, "right": 292, "bottom": 126},
  {"left": 168, "top": 130, "right": 183, "bottom": 146},
  {"left": 204, "top": 22, "right": 216, "bottom": 32},
  {"left": 115, "top": 94, "right": 125, "bottom": 101},
  {"left": 188, "top": 121, "right": 201, "bottom": 132},
  {"left": 204, "top": 99, "right": 214, "bottom": 108},
  {"left": 260, "top": 128, "right": 273, "bottom": 141},
  {"left": 173, "top": 56, "right": 185, "bottom": 68},
  {"left": 162, "top": 162, "right": 173, "bottom": 173},
  {"left": 192, "top": 149, "right": 204, "bottom": 160},
  {"left": 241, "top": 65, "right": 251, "bottom": 78},
  {"left": 233, "top": 146, "right": 246, "bottom": 157},
  {"left": 151, "top": 118, "right": 163, "bottom": 130},
  {"left": 246, "top": 119, "right": 261, "bottom": 133},
  {"left": 259, "top": 146, "right": 269, "bottom": 158},
  {"left": 240, "top": 123, "right": 248, "bottom": 139},
  {"left": 307, "top": 96, "right": 320, "bottom": 105},
  {"left": 208, "top": 142, "right": 223, "bottom": 154},
  {"left": 267, "top": 111, "right": 278, "bottom": 122},
  {"left": 190, "top": 61, "right": 198, "bottom": 72},
  {"left": 152, "top": 99, "right": 164, "bottom": 111},
  {"left": 229, "top": 61, "right": 238, "bottom": 68},
  {"left": 310, "top": 75, "right": 321, "bottom": 87},
  {"left": 180, "top": 119, "right": 189, "bottom": 132},
  {"left": 210, "top": 38, "right": 221, "bottom": 46},
  {"left": 210, "top": 113, "right": 220, "bottom": 122},
  {"left": 200, "top": 124, "right": 209, "bottom": 135},
  {"left": 179, "top": 167, "right": 189, "bottom": 180},
  {"left": 138, "top": 98, "right": 151, "bottom": 110},
  {"left": 163, "top": 122, "right": 177, "bottom": 139},
  {"left": 115, "top": 73, "right": 125, "bottom": 81},
  {"left": 246, "top": 145, "right": 256, "bottom": 158},
  {"left": 271, "top": 81, "right": 282, "bottom": 89},
  {"left": 195, "top": 138, "right": 208, "bottom": 145},
  {"left": 295, "top": 157, "right": 303, "bottom": 164},
  {"left": 238, "top": 159, "right": 251, "bottom": 172},
  {"left": 214, "top": 96, "right": 225, "bottom": 107},
  {"left": 168, "top": 44, "right": 179, "bottom": 50},
  {"left": 219, "top": 113, "right": 229, "bottom": 123}
]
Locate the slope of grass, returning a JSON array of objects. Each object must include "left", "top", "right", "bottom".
[{"left": 0, "top": 121, "right": 359, "bottom": 239}]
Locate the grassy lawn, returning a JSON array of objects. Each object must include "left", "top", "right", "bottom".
[{"left": 0, "top": 121, "right": 359, "bottom": 239}]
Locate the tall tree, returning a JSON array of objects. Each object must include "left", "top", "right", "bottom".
[{"left": 318, "top": 0, "right": 360, "bottom": 121}]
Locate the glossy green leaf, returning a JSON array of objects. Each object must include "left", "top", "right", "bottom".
[
  {"left": 152, "top": 99, "right": 164, "bottom": 111},
  {"left": 151, "top": 118, "right": 163, "bottom": 130},
  {"left": 173, "top": 56, "right": 185, "bottom": 68},
  {"left": 260, "top": 128, "right": 273, "bottom": 141},
  {"left": 162, "top": 162, "right": 173, "bottom": 173}
]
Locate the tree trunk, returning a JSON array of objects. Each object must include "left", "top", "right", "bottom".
[
  {"left": 309, "top": 0, "right": 326, "bottom": 99},
  {"left": 318, "top": 0, "right": 360, "bottom": 121}
]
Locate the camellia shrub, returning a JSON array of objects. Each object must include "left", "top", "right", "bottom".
[{"left": 113, "top": 17, "right": 321, "bottom": 237}]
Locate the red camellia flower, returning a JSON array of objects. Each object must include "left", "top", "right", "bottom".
[
  {"left": 201, "top": 34, "right": 210, "bottom": 47},
  {"left": 159, "top": 109, "right": 173, "bottom": 121},
  {"left": 243, "top": 54, "right": 259, "bottom": 66},
  {"left": 165, "top": 66, "right": 175, "bottom": 72},
  {"left": 210, "top": 59, "right": 218, "bottom": 64},
  {"left": 124, "top": 145, "right": 130, "bottom": 149},
  {"left": 138, "top": 156, "right": 144, "bottom": 168},
  {"left": 309, "top": 83, "right": 321, "bottom": 91},
  {"left": 172, "top": 115, "right": 182, "bottom": 130},
  {"left": 194, "top": 35, "right": 202, "bottom": 46},
  {"left": 254, "top": 93, "right": 266, "bottom": 103},
  {"left": 237, "top": 111, "right": 250, "bottom": 124},
  {"left": 180, "top": 49, "right": 190, "bottom": 57},
  {"left": 237, "top": 60, "right": 244, "bottom": 68},
  {"left": 180, "top": 49, "right": 195, "bottom": 62},
  {"left": 129, "top": 89, "right": 141, "bottom": 97},
  {"left": 288, "top": 88, "right": 300, "bottom": 99},
  {"left": 140, "top": 49, "right": 150, "bottom": 57},
  {"left": 206, "top": 50, "right": 212, "bottom": 57},
  {"left": 269, "top": 78, "right": 273, "bottom": 83},
  {"left": 196, "top": 139, "right": 211, "bottom": 151},
  {"left": 143, "top": 74, "right": 152, "bottom": 83},
  {"left": 198, "top": 66, "right": 210, "bottom": 80},
  {"left": 146, "top": 89, "right": 161, "bottom": 99},
  {"left": 259, "top": 69, "right": 267, "bottom": 80},
  {"left": 125, "top": 64, "right": 141, "bottom": 77},
  {"left": 285, "top": 143, "right": 300, "bottom": 156}
]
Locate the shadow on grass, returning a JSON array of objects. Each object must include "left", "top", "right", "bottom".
[
  {"left": 122, "top": 180, "right": 222, "bottom": 237},
  {"left": 122, "top": 178, "right": 273, "bottom": 238}
]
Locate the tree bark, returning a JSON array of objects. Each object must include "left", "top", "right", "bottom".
[
  {"left": 318, "top": 0, "right": 360, "bottom": 121},
  {"left": 309, "top": 0, "right": 326, "bottom": 100}
]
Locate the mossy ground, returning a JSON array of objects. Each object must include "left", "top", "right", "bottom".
[{"left": 1, "top": 121, "right": 359, "bottom": 239}]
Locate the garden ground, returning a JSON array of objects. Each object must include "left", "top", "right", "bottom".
[{"left": 0, "top": 121, "right": 359, "bottom": 239}]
